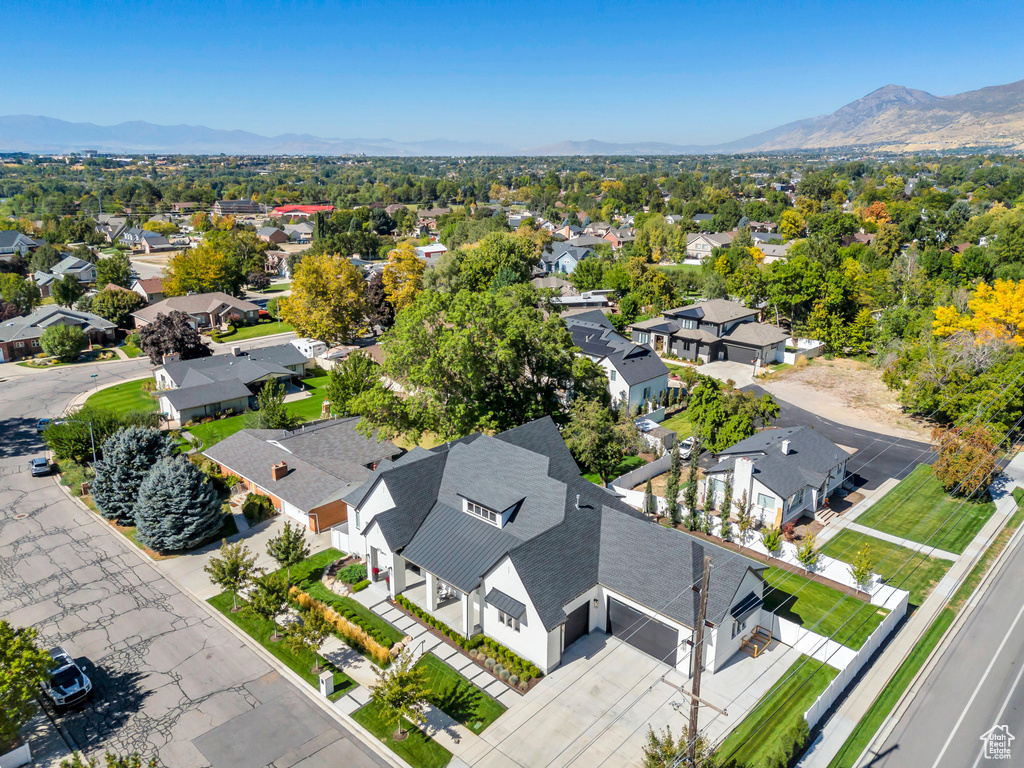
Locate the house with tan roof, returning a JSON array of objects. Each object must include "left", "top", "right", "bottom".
[{"left": 132, "top": 292, "right": 259, "bottom": 329}]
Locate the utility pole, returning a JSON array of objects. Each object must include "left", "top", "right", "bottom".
[{"left": 688, "top": 553, "right": 713, "bottom": 766}]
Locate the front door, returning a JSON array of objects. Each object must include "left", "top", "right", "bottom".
[{"left": 564, "top": 601, "right": 589, "bottom": 650}]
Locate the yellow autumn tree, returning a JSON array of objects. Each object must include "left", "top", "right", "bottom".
[
  {"left": 382, "top": 242, "right": 426, "bottom": 312},
  {"left": 779, "top": 210, "right": 805, "bottom": 241},
  {"left": 163, "top": 243, "right": 232, "bottom": 296},
  {"left": 933, "top": 279, "right": 1024, "bottom": 345},
  {"left": 281, "top": 252, "right": 367, "bottom": 344}
]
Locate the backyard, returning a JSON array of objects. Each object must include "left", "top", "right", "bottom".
[
  {"left": 762, "top": 567, "right": 888, "bottom": 650},
  {"left": 715, "top": 655, "right": 837, "bottom": 768},
  {"left": 85, "top": 378, "right": 159, "bottom": 414},
  {"left": 820, "top": 530, "right": 952, "bottom": 608},
  {"left": 188, "top": 373, "right": 330, "bottom": 448},
  {"left": 660, "top": 406, "right": 695, "bottom": 439},
  {"left": 583, "top": 454, "right": 646, "bottom": 485},
  {"left": 856, "top": 464, "right": 996, "bottom": 554}
]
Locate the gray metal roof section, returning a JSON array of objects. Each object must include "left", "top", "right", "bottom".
[
  {"left": 161, "top": 379, "right": 252, "bottom": 410},
  {"left": 485, "top": 588, "right": 526, "bottom": 620}
]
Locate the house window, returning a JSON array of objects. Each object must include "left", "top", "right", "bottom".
[
  {"left": 609, "top": 370, "right": 616, "bottom": 382},
  {"left": 682, "top": 319, "right": 696, "bottom": 330},
  {"left": 465, "top": 500, "right": 498, "bottom": 525},
  {"left": 15, "top": 342, "right": 24, "bottom": 348},
  {"left": 638, "top": 333, "right": 649, "bottom": 344},
  {"left": 354, "top": 509, "right": 361, "bottom": 529},
  {"left": 792, "top": 488, "right": 804, "bottom": 507},
  {"left": 31, "top": 340, "right": 39, "bottom": 347},
  {"left": 757, "top": 493, "right": 775, "bottom": 509},
  {"left": 731, "top": 617, "right": 747, "bottom": 639},
  {"left": 498, "top": 611, "right": 520, "bottom": 632}
]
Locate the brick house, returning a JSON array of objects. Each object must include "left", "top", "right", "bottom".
[{"left": 0, "top": 307, "right": 115, "bottom": 362}]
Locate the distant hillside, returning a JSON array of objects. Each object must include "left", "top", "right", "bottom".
[{"left": 4, "top": 78, "right": 1024, "bottom": 155}]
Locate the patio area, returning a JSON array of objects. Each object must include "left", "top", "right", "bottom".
[{"left": 401, "top": 572, "right": 482, "bottom": 635}]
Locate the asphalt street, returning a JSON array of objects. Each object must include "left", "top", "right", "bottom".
[
  {"left": 744, "top": 384, "right": 935, "bottom": 490},
  {"left": 863, "top": 516, "right": 1024, "bottom": 768},
  {"left": 0, "top": 356, "right": 387, "bottom": 767}
]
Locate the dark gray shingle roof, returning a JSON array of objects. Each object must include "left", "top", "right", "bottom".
[
  {"left": 566, "top": 316, "right": 669, "bottom": 387},
  {"left": 161, "top": 379, "right": 252, "bottom": 410}
]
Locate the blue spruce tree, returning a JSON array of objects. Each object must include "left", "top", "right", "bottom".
[
  {"left": 135, "top": 457, "right": 223, "bottom": 552},
  {"left": 91, "top": 426, "right": 176, "bottom": 524}
]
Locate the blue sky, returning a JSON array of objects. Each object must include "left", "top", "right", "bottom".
[{"left": 4, "top": 0, "right": 1024, "bottom": 148}]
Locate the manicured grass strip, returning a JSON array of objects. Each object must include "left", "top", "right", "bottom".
[
  {"left": 827, "top": 504, "right": 1024, "bottom": 767},
  {"left": 415, "top": 653, "right": 505, "bottom": 733},
  {"left": 717, "top": 655, "right": 837, "bottom": 768},
  {"left": 660, "top": 408, "right": 696, "bottom": 439},
  {"left": 763, "top": 568, "right": 888, "bottom": 651},
  {"left": 583, "top": 454, "right": 646, "bottom": 485},
  {"left": 1014, "top": 487, "right": 1024, "bottom": 508},
  {"left": 121, "top": 341, "right": 143, "bottom": 358},
  {"left": 216, "top": 319, "right": 294, "bottom": 341},
  {"left": 284, "top": 547, "right": 344, "bottom": 587},
  {"left": 353, "top": 700, "right": 452, "bottom": 768},
  {"left": 856, "top": 464, "right": 995, "bottom": 554},
  {"left": 656, "top": 263, "right": 703, "bottom": 275},
  {"left": 209, "top": 591, "right": 355, "bottom": 699},
  {"left": 262, "top": 282, "right": 291, "bottom": 293},
  {"left": 820, "top": 530, "right": 951, "bottom": 608},
  {"left": 189, "top": 375, "right": 330, "bottom": 449},
  {"left": 85, "top": 379, "right": 159, "bottom": 414},
  {"left": 305, "top": 581, "right": 404, "bottom": 645}
]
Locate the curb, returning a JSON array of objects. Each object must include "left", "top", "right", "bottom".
[
  {"left": 50, "top": 479, "right": 406, "bottom": 768},
  {"left": 852, "top": 489, "right": 1024, "bottom": 766}
]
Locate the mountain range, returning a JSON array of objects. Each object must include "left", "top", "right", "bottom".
[{"left": 4, "top": 78, "right": 1024, "bottom": 156}]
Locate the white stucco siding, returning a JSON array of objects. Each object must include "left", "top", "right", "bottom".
[
  {"left": 626, "top": 373, "right": 669, "bottom": 409},
  {"left": 709, "top": 568, "right": 765, "bottom": 672},
  {"left": 349, "top": 479, "right": 396, "bottom": 557},
  {"left": 481, "top": 556, "right": 560, "bottom": 674},
  {"left": 598, "top": 358, "right": 630, "bottom": 404},
  {"left": 364, "top": 521, "right": 396, "bottom": 578}
]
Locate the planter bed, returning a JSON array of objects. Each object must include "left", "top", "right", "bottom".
[{"left": 390, "top": 598, "right": 540, "bottom": 695}]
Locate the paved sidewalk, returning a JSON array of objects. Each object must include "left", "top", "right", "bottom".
[{"left": 799, "top": 467, "right": 1024, "bottom": 767}]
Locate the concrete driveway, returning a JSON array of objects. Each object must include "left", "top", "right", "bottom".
[
  {"left": 461, "top": 632, "right": 799, "bottom": 767},
  {"left": 696, "top": 361, "right": 756, "bottom": 388}
]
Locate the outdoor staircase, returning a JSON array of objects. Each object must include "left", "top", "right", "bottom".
[
  {"left": 815, "top": 505, "right": 839, "bottom": 525},
  {"left": 740, "top": 626, "right": 772, "bottom": 658}
]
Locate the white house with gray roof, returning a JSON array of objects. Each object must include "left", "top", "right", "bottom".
[
  {"left": 702, "top": 426, "right": 851, "bottom": 527},
  {"left": 565, "top": 310, "right": 668, "bottom": 410},
  {"left": 336, "top": 417, "right": 766, "bottom": 676}
]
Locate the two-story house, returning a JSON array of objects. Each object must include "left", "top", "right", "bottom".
[
  {"left": 685, "top": 232, "right": 734, "bottom": 260},
  {"left": 539, "top": 244, "right": 595, "bottom": 275},
  {"left": 627, "top": 299, "right": 789, "bottom": 367}
]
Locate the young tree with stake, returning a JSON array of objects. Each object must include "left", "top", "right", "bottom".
[
  {"left": 244, "top": 574, "right": 291, "bottom": 641},
  {"left": 204, "top": 541, "right": 262, "bottom": 612},
  {"left": 369, "top": 648, "right": 429, "bottom": 741},
  {"left": 266, "top": 520, "right": 310, "bottom": 584}
]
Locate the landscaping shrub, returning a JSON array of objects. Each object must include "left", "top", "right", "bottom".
[
  {"left": 291, "top": 588, "right": 391, "bottom": 666},
  {"left": 337, "top": 563, "right": 368, "bottom": 584},
  {"left": 241, "top": 492, "right": 276, "bottom": 525},
  {"left": 352, "top": 579, "right": 370, "bottom": 593}
]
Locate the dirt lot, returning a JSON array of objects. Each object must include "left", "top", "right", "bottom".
[{"left": 759, "top": 358, "right": 931, "bottom": 440}]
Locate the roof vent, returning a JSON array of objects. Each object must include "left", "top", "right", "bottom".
[
  {"left": 781, "top": 439, "right": 791, "bottom": 455},
  {"left": 575, "top": 493, "right": 580, "bottom": 510},
  {"left": 271, "top": 461, "right": 288, "bottom": 481}
]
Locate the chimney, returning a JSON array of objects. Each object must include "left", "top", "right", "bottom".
[
  {"left": 161, "top": 352, "right": 180, "bottom": 364},
  {"left": 231, "top": 346, "right": 242, "bottom": 356},
  {"left": 781, "top": 439, "right": 791, "bottom": 455},
  {"left": 271, "top": 461, "right": 288, "bottom": 481}
]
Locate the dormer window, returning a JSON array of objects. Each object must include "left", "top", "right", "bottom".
[{"left": 465, "top": 499, "right": 499, "bottom": 525}]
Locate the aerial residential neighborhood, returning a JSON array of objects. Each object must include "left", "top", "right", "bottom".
[{"left": 2, "top": 5, "right": 1024, "bottom": 768}]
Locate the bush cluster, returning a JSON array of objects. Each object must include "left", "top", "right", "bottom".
[
  {"left": 291, "top": 588, "right": 392, "bottom": 666},
  {"left": 241, "top": 492, "right": 276, "bottom": 525},
  {"left": 337, "top": 563, "right": 368, "bottom": 584}
]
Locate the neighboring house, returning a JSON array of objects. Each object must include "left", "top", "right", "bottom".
[
  {"left": 265, "top": 251, "right": 290, "bottom": 278},
  {"left": 0, "top": 306, "right": 115, "bottom": 363},
  {"left": 270, "top": 204, "right": 334, "bottom": 218},
  {"left": 131, "top": 278, "right": 165, "bottom": 303},
  {"left": 555, "top": 224, "right": 582, "bottom": 239},
  {"left": 685, "top": 232, "right": 734, "bottom": 260},
  {"left": 692, "top": 213, "right": 716, "bottom": 227},
  {"left": 257, "top": 226, "right": 288, "bottom": 244},
  {"left": 540, "top": 244, "right": 594, "bottom": 275},
  {"left": 566, "top": 311, "right": 668, "bottom": 409},
  {"left": 213, "top": 200, "right": 266, "bottom": 216},
  {"left": 153, "top": 343, "right": 309, "bottom": 422},
  {"left": 628, "top": 299, "right": 789, "bottom": 366},
  {"left": 415, "top": 244, "right": 448, "bottom": 266},
  {"left": 283, "top": 222, "right": 314, "bottom": 242},
  {"left": 702, "top": 426, "right": 851, "bottom": 527},
  {"left": 550, "top": 291, "right": 612, "bottom": 311},
  {"left": 118, "top": 228, "right": 171, "bottom": 253},
  {"left": 584, "top": 222, "right": 613, "bottom": 237},
  {"left": 0, "top": 231, "right": 42, "bottom": 259},
  {"left": 96, "top": 215, "right": 127, "bottom": 243},
  {"left": 133, "top": 292, "right": 260, "bottom": 329},
  {"left": 33, "top": 255, "right": 96, "bottom": 296},
  {"left": 757, "top": 242, "right": 792, "bottom": 264},
  {"left": 339, "top": 417, "right": 766, "bottom": 676},
  {"left": 567, "top": 234, "right": 608, "bottom": 249},
  {"left": 530, "top": 275, "right": 576, "bottom": 295},
  {"left": 603, "top": 227, "right": 635, "bottom": 249},
  {"left": 204, "top": 418, "right": 402, "bottom": 533}
]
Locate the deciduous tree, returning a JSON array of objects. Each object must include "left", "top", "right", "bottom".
[
  {"left": 288, "top": 604, "right": 332, "bottom": 675},
  {"left": 245, "top": 379, "right": 302, "bottom": 430},
  {"left": 138, "top": 311, "right": 212, "bottom": 364},
  {"left": 91, "top": 287, "right": 145, "bottom": 327},
  {"left": 0, "top": 621, "right": 54, "bottom": 750},
  {"left": 204, "top": 541, "right": 262, "bottom": 612},
  {"left": 40, "top": 323, "right": 87, "bottom": 362},
  {"left": 932, "top": 425, "right": 998, "bottom": 496},
  {"left": 266, "top": 520, "right": 310, "bottom": 584},
  {"left": 562, "top": 399, "right": 642, "bottom": 487},
  {"left": 369, "top": 648, "right": 429, "bottom": 739},
  {"left": 95, "top": 252, "right": 133, "bottom": 289},
  {"left": 325, "top": 352, "right": 379, "bottom": 417},
  {"left": 0, "top": 273, "right": 41, "bottom": 314},
  {"left": 244, "top": 574, "right": 291, "bottom": 640},
  {"left": 51, "top": 274, "right": 86, "bottom": 307},
  {"left": 382, "top": 242, "right": 426, "bottom": 312},
  {"left": 281, "top": 252, "right": 367, "bottom": 344}
]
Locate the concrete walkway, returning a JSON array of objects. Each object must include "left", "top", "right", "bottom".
[
  {"left": 841, "top": 521, "right": 960, "bottom": 561},
  {"left": 799, "top": 462, "right": 1024, "bottom": 767}
]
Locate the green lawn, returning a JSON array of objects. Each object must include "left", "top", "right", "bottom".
[
  {"left": 415, "top": 653, "right": 505, "bottom": 734},
  {"left": 85, "top": 379, "right": 159, "bottom": 414},
  {"left": 1014, "top": 487, "right": 1024, "bottom": 507},
  {"left": 763, "top": 567, "right": 888, "bottom": 650},
  {"left": 189, "top": 374, "right": 330, "bottom": 448},
  {"left": 284, "top": 548, "right": 344, "bottom": 587},
  {"left": 656, "top": 263, "right": 703, "bottom": 275},
  {"left": 262, "top": 282, "right": 291, "bottom": 293},
  {"left": 121, "top": 341, "right": 143, "bottom": 358},
  {"left": 208, "top": 591, "right": 356, "bottom": 699},
  {"left": 583, "top": 455, "right": 646, "bottom": 485},
  {"left": 856, "top": 464, "right": 996, "bottom": 554},
  {"left": 353, "top": 701, "right": 452, "bottom": 768},
  {"left": 217, "top": 319, "right": 294, "bottom": 341},
  {"left": 660, "top": 408, "right": 695, "bottom": 439},
  {"left": 717, "top": 655, "right": 838, "bottom": 768},
  {"left": 820, "top": 530, "right": 951, "bottom": 608}
]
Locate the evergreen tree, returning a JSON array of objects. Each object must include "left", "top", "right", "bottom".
[
  {"left": 134, "top": 457, "right": 223, "bottom": 553},
  {"left": 642, "top": 479, "right": 655, "bottom": 517},
  {"left": 683, "top": 441, "right": 700, "bottom": 529},
  {"left": 665, "top": 446, "right": 680, "bottom": 525},
  {"left": 266, "top": 520, "right": 311, "bottom": 584},
  {"left": 721, "top": 475, "right": 733, "bottom": 514},
  {"left": 91, "top": 426, "right": 176, "bottom": 524}
]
